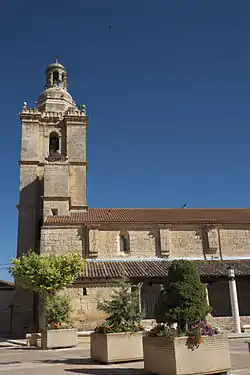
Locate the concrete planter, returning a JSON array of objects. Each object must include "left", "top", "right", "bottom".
[
  {"left": 143, "top": 335, "right": 231, "bottom": 375},
  {"left": 90, "top": 331, "right": 144, "bottom": 363},
  {"left": 41, "top": 328, "right": 78, "bottom": 349}
]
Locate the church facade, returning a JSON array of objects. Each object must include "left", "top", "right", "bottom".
[{"left": 14, "top": 60, "right": 250, "bottom": 336}]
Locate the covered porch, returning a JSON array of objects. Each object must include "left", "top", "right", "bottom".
[{"left": 82, "top": 258, "right": 250, "bottom": 330}]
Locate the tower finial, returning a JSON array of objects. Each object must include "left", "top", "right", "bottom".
[{"left": 55, "top": 56, "right": 61, "bottom": 64}]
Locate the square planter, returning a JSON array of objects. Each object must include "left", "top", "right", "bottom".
[
  {"left": 91, "top": 332, "right": 144, "bottom": 363},
  {"left": 41, "top": 328, "right": 78, "bottom": 349},
  {"left": 143, "top": 335, "right": 231, "bottom": 375}
]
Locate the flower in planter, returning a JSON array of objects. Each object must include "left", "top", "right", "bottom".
[
  {"left": 186, "top": 320, "right": 220, "bottom": 350},
  {"left": 146, "top": 320, "right": 221, "bottom": 351},
  {"left": 47, "top": 321, "right": 63, "bottom": 330}
]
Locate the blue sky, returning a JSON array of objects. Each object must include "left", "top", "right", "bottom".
[{"left": 1, "top": 0, "right": 250, "bottom": 280}]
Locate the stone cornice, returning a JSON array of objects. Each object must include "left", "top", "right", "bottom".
[
  {"left": 85, "top": 223, "right": 172, "bottom": 230},
  {"left": 86, "top": 224, "right": 102, "bottom": 230},
  {"left": 40, "top": 119, "right": 63, "bottom": 126},
  {"left": 42, "top": 196, "right": 70, "bottom": 201},
  {"left": 42, "top": 224, "right": 82, "bottom": 229},
  {"left": 70, "top": 205, "right": 88, "bottom": 211},
  {"left": 19, "top": 109, "right": 41, "bottom": 121},
  {"left": 68, "top": 161, "right": 88, "bottom": 166},
  {"left": 19, "top": 160, "right": 88, "bottom": 167},
  {"left": 19, "top": 160, "right": 39, "bottom": 166},
  {"left": 44, "top": 159, "right": 69, "bottom": 165},
  {"left": 41, "top": 111, "right": 64, "bottom": 120}
]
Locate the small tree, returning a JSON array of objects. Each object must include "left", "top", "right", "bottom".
[
  {"left": 44, "top": 293, "right": 72, "bottom": 329},
  {"left": 9, "top": 251, "right": 85, "bottom": 293},
  {"left": 156, "top": 260, "right": 209, "bottom": 333},
  {"left": 95, "top": 278, "right": 144, "bottom": 333},
  {"left": 9, "top": 250, "right": 85, "bottom": 328}
]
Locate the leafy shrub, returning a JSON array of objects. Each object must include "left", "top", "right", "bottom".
[
  {"left": 94, "top": 278, "right": 144, "bottom": 333},
  {"left": 146, "top": 324, "right": 179, "bottom": 338},
  {"left": 45, "top": 293, "right": 72, "bottom": 329}
]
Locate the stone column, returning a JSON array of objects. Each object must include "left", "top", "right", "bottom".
[
  {"left": 228, "top": 268, "right": 241, "bottom": 334},
  {"left": 205, "top": 283, "right": 213, "bottom": 324},
  {"left": 138, "top": 283, "right": 142, "bottom": 314},
  {"left": 205, "top": 284, "right": 210, "bottom": 307}
]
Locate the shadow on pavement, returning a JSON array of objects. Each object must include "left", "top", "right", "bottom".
[
  {"left": 36, "top": 358, "right": 144, "bottom": 374},
  {"left": 64, "top": 369, "right": 144, "bottom": 374},
  {"left": 34, "top": 358, "right": 93, "bottom": 365}
]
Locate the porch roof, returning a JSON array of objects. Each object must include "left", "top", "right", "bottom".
[{"left": 83, "top": 258, "right": 250, "bottom": 279}]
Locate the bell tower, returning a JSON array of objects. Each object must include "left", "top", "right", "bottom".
[{"left": 17, "top": 60, "right": 88, "bottom": 256}]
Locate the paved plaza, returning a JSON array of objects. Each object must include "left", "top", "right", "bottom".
[{"left": 0, "top": 338, "right": 249, "bottom": 374}]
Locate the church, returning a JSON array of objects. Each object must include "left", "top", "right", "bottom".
[{"left": 13, "top": 60, "right": 250, "bottom": 337}]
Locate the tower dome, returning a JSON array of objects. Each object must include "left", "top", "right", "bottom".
[
  {"left": 36, "top": 59, "right": 76, "bottom": 113},
  {"left": 46, "top": 60, "right": 65, "bottom": 72}
]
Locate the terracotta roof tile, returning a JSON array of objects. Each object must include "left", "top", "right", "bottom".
[
  {"left": 45, "top": 208, "right": 250, "bottom": 225},
  {"left": 83, "top": 259, "right": 250, "bottom": 279}
]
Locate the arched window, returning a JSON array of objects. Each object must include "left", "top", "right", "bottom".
[
  {"left": 119, "top": 231, "right": 130, "bottom": 252},
  {"left": 83, "top": 287, "right": 87, "bottom": 296},
  {"left": 53, "top": 70, "right": 59, "bottom": 84},
  {"left": 49, "top": 132, "right": 59, "bottom": 155}
]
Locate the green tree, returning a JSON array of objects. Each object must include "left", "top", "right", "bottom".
[
  {"left": 96, "top": 278, "right": 144, "bottom": 332},
  {"left": 155, "top": 260, "right": 210, "bottom": 333},
  {"left": 9, "top": 250, "right": 85, "bottom": 327},
  {"left": 9, "top": 251, "right": 85, "bottom": 293}
]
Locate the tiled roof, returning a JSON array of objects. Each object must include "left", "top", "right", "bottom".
[
  {"left": 45, "top": 208, "right": 250, "bottom": 225},
  {"left": 82, "top": 259, "right": 250, "bottom": 279}
]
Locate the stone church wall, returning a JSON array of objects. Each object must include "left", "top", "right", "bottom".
[
  {"left": 87, "top": 226, "right": 250, "bottom": 259},
  {"left": 159, "top": 226, "right": 250, "bottom": 259},
  {"left": 39, "top": 224, "right": 250, "bottom": 331},
  {"left": 68, "top": 284, "right": 118, "bottom": 330},
  {"left": 40, "top": 227, "right": 83, "bottom": 255},
  {"left": 163, "top": 227, "right": 203, "bottom": 258},
  {"left": 20, "top": 121, "right": 39, "bottom": 161},
  {"left": 89, "top": 228, "right": 156, "bottom": 259},
  {"left": 44, "top": 163, "right": 69, "bottom": 198},
  {"left": 41, "top": 225, "right": 250, "bottom": 260},
  {"left": 219, "top": 228, "right": 250, "bottom": 258},
  {"left": 69, "top": 165, "right": 87, "bottom": 208}
]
